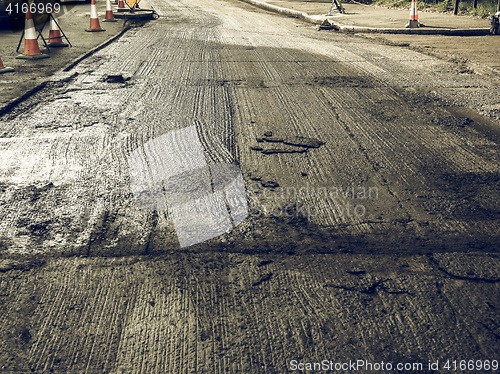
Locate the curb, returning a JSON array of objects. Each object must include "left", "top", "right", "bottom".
[
  {"left": 325, "top": 21, "right": 491, "bottom": 35},
  {"left": 240, "top": 0, "right": 491, "bottom": 35},
  {"left": 63, "top": 25, "right": 131, "bottom": 72}
]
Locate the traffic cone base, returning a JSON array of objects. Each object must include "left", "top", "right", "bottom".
[
  {"left": 103, "top": 18, "right": 118, "bottom": 22},
  {"left": 16, "top": 53, "right": 50, "bottom": 60},
  {"left": 0, "top": 67, "right": 15, "bottom": 73},
  {"left": 17, "top": 39, "right": 49, "bottom": 59},
  {"left": 0, "top": 58, "right": 14, "bottom": 74},
  {"left": 405, "top": 20, "right": 420, "bottom": 28}
]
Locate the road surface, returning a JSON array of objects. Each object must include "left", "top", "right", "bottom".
[{"left": 0, "top": 0, "right": 499, "bottom": 372}]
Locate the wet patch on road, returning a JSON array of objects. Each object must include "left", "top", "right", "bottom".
[{"left": 251, "top": 132, "right": 325, "bottom": 154}]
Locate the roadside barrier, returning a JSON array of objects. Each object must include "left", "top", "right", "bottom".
[
  {"left": 405, "top": 0, "right": 420, "bottom": 28},
  {"left": 48, "top": 9, "right": 69, "bottom": 47},
  {"left": 103, "top": 0, "right": 118, "bottom": 21},
  {"left": 117, "top": 0, "right": 127, "bottom": 12},
  {"left": 86, "top": 0, "right": 106, "bottom": 32},
  {"left": 16, "top": 9, "right": 50, "bottom": 59},
  {"left": 0, "top": 57, "right": 14, "bottom": 74}
]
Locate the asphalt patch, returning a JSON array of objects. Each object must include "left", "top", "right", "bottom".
[{"left": 251, "top": 133, "right": 326, "bottom": 154}]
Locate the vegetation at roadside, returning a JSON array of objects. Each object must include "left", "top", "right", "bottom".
[{"left": 358, "top": 0, "right": 497, "bottom": 17}]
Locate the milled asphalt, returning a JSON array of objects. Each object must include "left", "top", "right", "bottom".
[{"left": 241, "top": 0, "right": 493, "bottom": 34}]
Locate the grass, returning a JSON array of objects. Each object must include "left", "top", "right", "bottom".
[
  {"left": 467, "top": 4, "right": 494, "bottom": 17},
  {"left": 366, "top": 0, "right": 497, "bottom": 17}
]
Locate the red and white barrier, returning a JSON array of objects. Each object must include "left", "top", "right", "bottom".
[
  {"left": 103, "top": 0, "right": 117, "bottom": 22},
  {"left": 16, "top": 9, "right": 50, "bottom": 59},
  {"left": 48, "top": 9, "right": 68, "bottom": 47},
  {"left": 406, "top": 0, "right": 420, "bottom": 28},
  {"left": 86, "top": 0, "right": 106, "bottom": 32},
  {"left": 117, "top": 0, "right": 127, "bottom": 12}
]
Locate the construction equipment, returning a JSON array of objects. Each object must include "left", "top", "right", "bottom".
[{"left": 328, "top": 0, "right": 345, "bottom": 15}]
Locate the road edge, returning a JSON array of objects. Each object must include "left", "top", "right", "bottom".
[
  {"left": 239, "top": 0, "right": 491, "bottom": 35},
  {"left": 0, "top": 26, "right": 131, "bottom": 117}
]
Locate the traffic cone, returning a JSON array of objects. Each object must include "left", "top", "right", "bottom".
[
  {"left": 47, "top": 9, "right": 68, "bottom": 47},
  {"left": 86, "top": 0, "right": 106, "bottom": 32},
  {"left": 117, "top": 0, "right": 127, "bottom": 12},
  {"left": 16, "top": 9, "right": 50, "bottom": 60},
  {"left": 0, "top": 57, "right": 14, "bottom": 74},
  {"left": 103, "top": 0, "right": 117, "bottom": 22},
  {"left": 405, "top": 0, "right": 420, "bottom": 28}
]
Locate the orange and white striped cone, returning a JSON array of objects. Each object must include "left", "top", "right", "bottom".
[
  {"left": 86, "top": 0, "right": 106, "bottom": 32},
  {"left": 405, "top": 0, "right": 420, "bottom": 28},
  {"left": 47, "top": 9, "right": 68, "bottom": 47},
  {"left": 0, "top": 57, "right": 14, "bottom": 74},
  {"left": 16, "top": 9, "right": 50, "bottom": 60},
  {"left": 117, "top": 0, "right": 127, "bottom": 12},
  {"left": 103, "top": 0, "right": 117, "bottom": 22}
]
